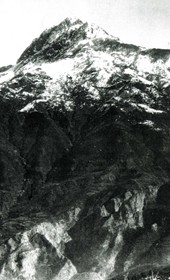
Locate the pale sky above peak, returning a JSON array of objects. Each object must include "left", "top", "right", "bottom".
[{"left": 0, "top": 0, "right": 170, "bottom": 66}]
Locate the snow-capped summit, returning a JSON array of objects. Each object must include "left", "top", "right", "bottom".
[
  {"left": 0, "top": 18, "right": 169, "bottom": 118},
  {"left": 7, "top": 18, "right": 169, "bottom": 116},
  {"left": 16, "top": 17, "right": 119, "bottom": 67}
]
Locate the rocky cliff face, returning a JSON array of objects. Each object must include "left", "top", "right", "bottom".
[{"left": 0, "top": 18, "right": 170, "bottom": 280}]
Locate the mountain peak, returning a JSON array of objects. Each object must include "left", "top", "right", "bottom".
[
  {"left": 61, "top": 17, "right": 83, "bottom": 26},
  {"left": 16, "top": 18, "right": 119, "bottom": 65}
]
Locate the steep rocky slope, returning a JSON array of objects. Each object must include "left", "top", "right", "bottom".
[{"left": 0, "top": 18, "right": 170, "bottom": 280}]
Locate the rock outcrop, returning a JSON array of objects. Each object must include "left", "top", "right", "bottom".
[{"left": 0, "top": 18, "right": 170, "bottom": 280}]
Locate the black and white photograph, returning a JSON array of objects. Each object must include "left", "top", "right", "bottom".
[{"left": 0, "top": 1, "right": 170, "bottom": 279}]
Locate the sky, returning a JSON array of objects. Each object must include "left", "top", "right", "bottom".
[{"left": 0, "top": 0, "right": 170, "bottom": 66}]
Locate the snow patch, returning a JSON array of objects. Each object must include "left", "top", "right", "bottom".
[
  {"left": 137, "top": 56, "right": 153, "bottom": 73},
  {"left": 139, "top": 120, "right": 162, "bottom": 131},
  {"left": 138, "top": 76, "right": 153, "bottom": 85},
  {"left": 124, "top": 68, "right": 135, "bottom": 76},
  {"left": 19, "top": 99, "right": 47, "bottom": 113},
  {"left": 41, "top": 59, "right": 74, "bottom": 80},
  {"left": 139, "top": 120, "right": 154, "bottom": 127},
  {"left": 0, "top": 69, "right": 14, "bottom": 83},
  {"left": 138, "top": 104, "right": 164, "bottom": 114},
  {"left": 19, "top": 103, "right": 35, "bottom": 113}
]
